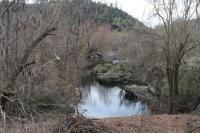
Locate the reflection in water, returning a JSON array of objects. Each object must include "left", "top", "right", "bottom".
[{"left": 78, "top": 82, "right": 149, "bottom": 118}]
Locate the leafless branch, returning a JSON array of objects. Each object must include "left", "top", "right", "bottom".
[{"left": 0, "top": 0, "right": 16, "bottom": 18}]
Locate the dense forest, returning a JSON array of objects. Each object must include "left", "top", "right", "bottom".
[{"left": 0, "top": 0, "right": 200, "bottom": 133}]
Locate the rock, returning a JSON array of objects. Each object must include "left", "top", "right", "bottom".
[
  {"left": 123, "top": 84, "right": 157, "bottom": 101},
  {"left": 148, "top": 85, "right": 157, "bottom": 96},
  {"left": 93, "top": 63, "right": 112, "bottom": 75},
  {"left": 92, "top": 63, "right": 133, "bottom": 84},
  {"left": 123, "top": 85, "right": 149, "bottom": 96},
  {"left": 123, "top": 84, "right": 162, "bottom": 113}
]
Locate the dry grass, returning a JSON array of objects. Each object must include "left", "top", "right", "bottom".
[
  {"left": 97, "top": 114, "right": 200, "bottom": 133},
  {"left": 0, "top": 114, "right": 200, "bottom": 133},
  {"left": 0, "top": 119, "right": 57, "bottom": 133}
]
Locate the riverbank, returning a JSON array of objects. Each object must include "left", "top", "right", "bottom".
[
  {"left": 91, "top": 62, "right": 162, "bottom": 113},
  {"left": 91, "top": 62, "right": 200, "bottom": 114},
  {"left": 97, "top": 114, "right": 200, "bottom": 133},
  {"left": 1, "top": 114, "right": 199, "bottom": 133}
]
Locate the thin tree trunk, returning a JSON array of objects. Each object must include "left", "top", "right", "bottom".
[
  {"left": 174, "top": 62, "right": 180, "bottom": 96},
  {"left": 172, "top": 62, "right": 180, "bottom": 114},
  {"left": 167, "top": 66, "right": 173, "bottom": 114},
  {"left": 167, "top": 62, "right": 180, "bottom": 114}
]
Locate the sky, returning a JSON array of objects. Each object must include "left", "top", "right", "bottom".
[
  {"left": 95, "top": 0, "right": 157, "bottom": 27},
  {"left": 25, "top": 0, "right": 157, "bottom": 26},
  {"left": 25, "top": 0, "right": 198, "bottom": 27}
]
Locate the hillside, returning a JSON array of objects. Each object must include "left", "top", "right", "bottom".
[{"left": 62, "top": 0, "right": 142, "bottom": 31}]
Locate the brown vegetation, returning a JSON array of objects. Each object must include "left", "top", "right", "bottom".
[
  {"left": 0, "top": 0, "right": 199, "bottom": 132},
  {"left": 98, "top": 114, "right": 200, "bottom": 133}
]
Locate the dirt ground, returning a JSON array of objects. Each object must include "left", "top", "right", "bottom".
[
  {"left": 0, "top": 120, "right": 57, "bottom": 133},
  {"left": 0, "top": 114, "right": 200, "bottom": 133},
  {"left": 97, "top": 114, "right": 200, "bottom": 133}
]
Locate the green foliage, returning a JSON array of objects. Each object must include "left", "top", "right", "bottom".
[
  {"left": 101, "top": 2, "right": 140, "bottom": 31},
  {"left": 103, "top": 4, "right": 138, "bottom": 24},
  {"left": 62, "top": 0, "right": 140, "bottom": 30},
  {"left": 93, "top": 63, "right": 112, "bottom": 75},
  {"left": 98, "top": 70, "right": 124, "bottom": 81},
  {"left": 176, "top": 65, "right": 200, "bottom": 112},
  {"left": 110, "top": 63, "right": 123, "bottom": 72},
  {"left": 92, "top": 63, "right": 133, "bottom": 84},
  {"left": 98, "top": 63, "right": 124, "bottom": 80},
  {"left": 179, "top": 65, "right": 200, "bottom": 97},
  {"left": 111, "top": 16, "right": 138, "bottom": 31}
]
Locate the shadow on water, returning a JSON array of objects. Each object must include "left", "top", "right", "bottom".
[{"left": 78, "top": 82, "right": 149, "bottom": 118}]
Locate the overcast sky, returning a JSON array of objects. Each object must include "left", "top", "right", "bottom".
[{"left": 95, "top": 0, "right": 158, "bottom": 27}]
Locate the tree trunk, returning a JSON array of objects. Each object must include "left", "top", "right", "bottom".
[
  {"left": 167, "top": 62, "right": 180, "bottom": 114},
  {"left": 167, "top": 66, "right": 173, "bottom": 114}
]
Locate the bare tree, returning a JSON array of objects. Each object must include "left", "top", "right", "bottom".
[
  {"left": 141, "top": 0, "right": 200, "bottom": 114},
  {"left": 59, "top": 1, "right": 108, "bottom": 132},
  {"left": 0, "top": 0, "right": 61, "bottom": 111}
]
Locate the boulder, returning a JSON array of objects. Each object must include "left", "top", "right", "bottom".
[
  {"left": 123, "top": 84, "right": 157, "bottom": 98},
  {"left": 92, "top": 63, "right": 133, "bottom": 84},
  {"left": 123, "top": 85, "right": 149, "bottom": 96}
]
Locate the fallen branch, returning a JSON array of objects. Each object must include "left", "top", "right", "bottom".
[{"left": 54, "top": 115, "right": 117, "bottom": 133}]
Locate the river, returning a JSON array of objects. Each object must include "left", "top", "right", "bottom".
[{"left": 78, "top": 82, "right": 149, "bottom": 118}]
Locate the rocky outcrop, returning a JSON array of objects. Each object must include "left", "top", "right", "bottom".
[
  {"left": 92, "top": 63, "right": 166, "bottom": 113},
  {"left": 122, "top": 84, "right": 163, "bottom": 113},
  {"left": 92, "top": 63, "right": 134, "bottom": 84},
  {"left": 92, "top": 63, "right": 159, "bottom": 98},
  {"left": 123, "top": 84, "right": 157, "bottom": 98}
]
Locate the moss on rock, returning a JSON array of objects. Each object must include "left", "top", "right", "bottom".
[{"left": 92, "top": 63, "right": 133, "bottom": 84}]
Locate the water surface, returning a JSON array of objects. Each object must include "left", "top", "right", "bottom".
[{"left": 79, "top": 82, "right": 149, "bottom": 118}]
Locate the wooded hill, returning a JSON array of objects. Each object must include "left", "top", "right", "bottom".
[{"left": 62, "top": 0, "right": 142, "bottom": 31}]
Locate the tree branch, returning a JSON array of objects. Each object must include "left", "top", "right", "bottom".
[
  {"left": 184, "top": 42, "right": 200, "bottom": 54},
  {"left": 0, "top": 0, "right": 16, "bottom": 18},
  {"left": 15, "top": 60, "right": 36, "bottom": 77},
  {"left": 8, "top": 27, "right": 57, "bottom": 90},
  {"left": 19, "top": 27, "right": 56, "bottom": 68}
]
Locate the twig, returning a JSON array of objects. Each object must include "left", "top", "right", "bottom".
[
  {"left": 1, "top": 0, "right": 16, "bottom": 18},
  {"left": 0, "top": 105, "right": 6, "bottom": 132},
  {"left": 189, "top": 126, "right": 200, "bottom": 133},
  {"left": 1, "top": 93, "right": 14, "bottom": 102}
]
